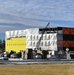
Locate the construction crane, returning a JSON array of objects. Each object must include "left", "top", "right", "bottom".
[{"left": 36, "top": 22, "right": 50, "bottom": 50}]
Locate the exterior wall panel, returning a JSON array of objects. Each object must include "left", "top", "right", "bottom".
[
  {"left": 58, "top": 41, "right": 74, "bottom": 47},
  {"left": 26, "top": 33, "right": 57, "bottom": 51},
  {"left": 63, "top": 28, "right": 71, "bottom": 34},
  {"left": 5, "top": 37, "right": 26, "bottom": 52}
]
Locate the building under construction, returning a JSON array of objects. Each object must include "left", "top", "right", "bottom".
[{"left": 5, "top": 27, "right": 74, "bottom": 59}]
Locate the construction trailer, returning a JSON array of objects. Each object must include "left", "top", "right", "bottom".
[{"left": 5, "top": 27, "right": 74, "bottom": 59}]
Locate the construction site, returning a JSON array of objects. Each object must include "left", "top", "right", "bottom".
[{"left": 5, "top": 23, "right": 74, "bottom": 60}]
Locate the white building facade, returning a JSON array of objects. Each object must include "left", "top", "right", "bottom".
[{"left": 5, "top": 28, "right": 57, "bottom": 51}]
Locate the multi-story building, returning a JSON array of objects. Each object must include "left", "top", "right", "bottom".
[{"left": 5, "top": 27, "right": 74, "bottom": 59}]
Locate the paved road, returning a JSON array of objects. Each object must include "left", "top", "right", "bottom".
[{"left": 0, "top": 59, "right": 74, "bottom": 65}]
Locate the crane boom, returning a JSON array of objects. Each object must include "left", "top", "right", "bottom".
[{"left": 36, "top": 22, "right": 50, "bottom": 50}]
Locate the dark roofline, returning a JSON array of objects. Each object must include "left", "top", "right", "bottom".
[{"left": 39, "top": 26, "right": 74, "bottom": 31}]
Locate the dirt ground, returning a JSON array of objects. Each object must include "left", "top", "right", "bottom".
[{"left": 0, "top": 63, "right": 74, "bottom": 75}]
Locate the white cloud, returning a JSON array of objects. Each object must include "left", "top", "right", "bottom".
[
  {"left": 0, "top": 25, "right": 17, "bottom": 33},
  {"left": 0, "top": 0, "right": 73, "bottom": 30},
  {"left": 0, "top": 0, "right": 74, "bottom": 20},
  {"left": 0, "top": 13, "right": 48, "bottom": 27}
]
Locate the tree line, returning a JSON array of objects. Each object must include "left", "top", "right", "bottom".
[{"left": 0, "top": 39, "right": 5, "bottom": 52}]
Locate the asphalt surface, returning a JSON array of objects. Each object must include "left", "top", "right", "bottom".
[{"left": 0, "top": 59, "right": 74, "bottom": 65}]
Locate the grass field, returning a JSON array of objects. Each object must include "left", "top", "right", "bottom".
[{"left": 0, "top": 63, "right": 74, "bottom": 75}]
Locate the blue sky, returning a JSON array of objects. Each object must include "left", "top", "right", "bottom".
[{"left": 0, "top": 0, "right": 74, "bottom": 40}]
